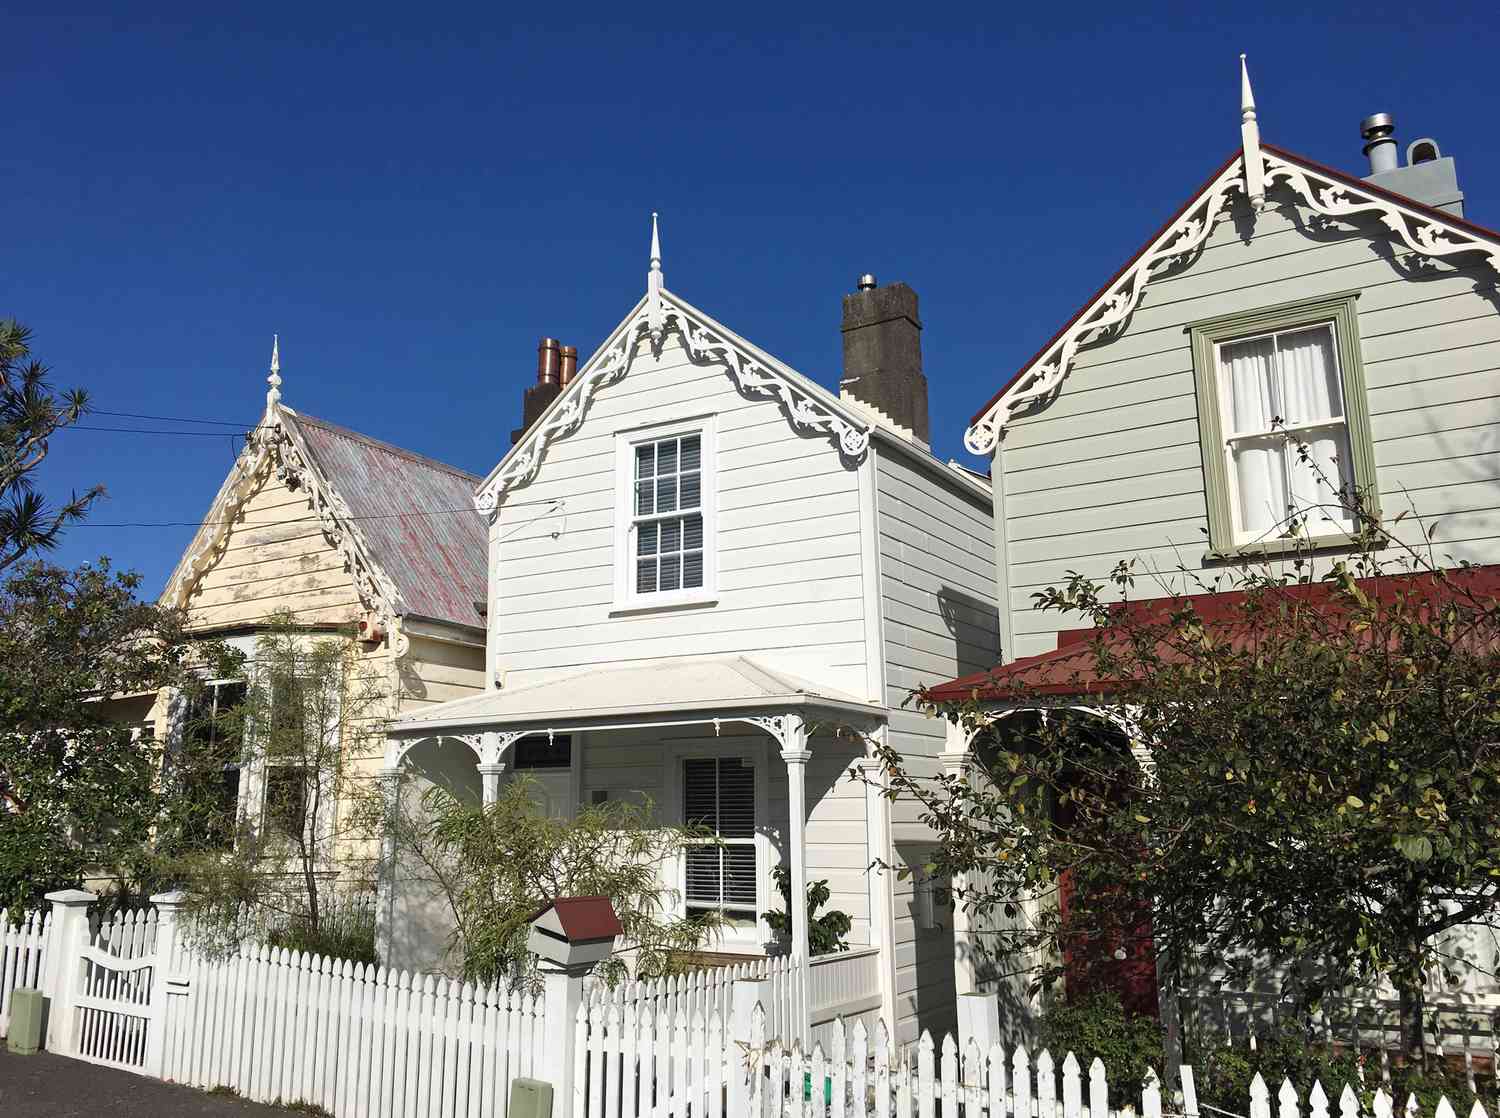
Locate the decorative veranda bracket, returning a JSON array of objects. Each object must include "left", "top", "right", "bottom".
[
  {"left": 475, "top": 298, "right": 871, "bottom": 520},
  {"left": 964, "top": 150, "right": 1500, "bottom": 456}
]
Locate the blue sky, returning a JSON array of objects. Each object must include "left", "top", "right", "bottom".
[{"left": 8, "top": 5, "right": 1497, "bottom": 594}]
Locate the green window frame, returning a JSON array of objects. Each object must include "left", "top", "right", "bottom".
[{"left": 1190, "top": 291, "right": 1380, "bottom": 557}]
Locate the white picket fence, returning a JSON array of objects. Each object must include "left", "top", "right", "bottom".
[
  {"left": 162, "top": 944, "right": 550, "bottom": 1116},
  {"left": 0, "top": 908, "right": 51, "bottom": 1035}
]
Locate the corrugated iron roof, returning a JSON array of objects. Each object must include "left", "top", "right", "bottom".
[{"left": 282, "top": 409, "right": 487, "bottom": 631}]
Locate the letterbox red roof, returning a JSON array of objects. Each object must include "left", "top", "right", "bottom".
[{"left": 529, "top": 896, "right": 624, "bottom": 943}]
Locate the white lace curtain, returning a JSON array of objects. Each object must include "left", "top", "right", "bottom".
[{"left": 1220, "top": 324, "right": 1353, "bottom": 538}]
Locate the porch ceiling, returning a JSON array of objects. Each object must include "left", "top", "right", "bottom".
[{"left": 389, "top": 655, "right": 883, "bottom": 737}]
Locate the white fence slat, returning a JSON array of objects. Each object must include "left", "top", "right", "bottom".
[
  {"left": 1016, "top": 1046, "right": 1033, "bottom": 1118},
  {"left": 1037, "top": 1049, "right": 1057, "bottom": 1118},
  {"left": 1088, "top": 1057, "right": 1107, "bottom": 1118},
  {"left": 1062, "top": 1052, "right": 1082, "bottom": 1118},
  {"left": 918, "top": 1032, "right": 936, "bottom": 1118},
  {"left": 940, "top": 1033, "right": 959, "bottom": 1118},
  {"left": 1282, "top": 1078, "right": 1303, "bottom": 1118},
  {"left": 874, "top": 1020, "right": 892, "bottom": 1118}
]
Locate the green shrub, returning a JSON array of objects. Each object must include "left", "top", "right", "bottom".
[
  {"left": 1036, "top": 993, "right": 1165, "bottom": 1107},
  {"left": 267, "top": 907, "right": 377, "bottom": 967}
]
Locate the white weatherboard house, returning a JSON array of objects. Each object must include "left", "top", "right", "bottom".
[
  {"left": 384, "top": 224, "right": 998, "bottom": 1044},
  {"left": 931, "top": 61, "right": 1500, "bottom": 1030}
]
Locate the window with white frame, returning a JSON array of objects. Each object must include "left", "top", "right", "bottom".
[
  {"left": 262, "top": 670, "right": 315, "bottom": 843},
  {"left": 183, "top": 678, "right": 248, "bottom": 849},
  {"left": 1191, "top": 294, "right": 1379, "bottom": 554},
  {"left": 615, "top": 423, "right": 716, "bottom": 606},
  {"left": 682, "top": 757, "right": 757, "bottom": 920}
]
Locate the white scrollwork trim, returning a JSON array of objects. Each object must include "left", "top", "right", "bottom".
[
  {"left": 966, "top": 150, "right": 1500, "bottom": 454},
  {"left": 476, "top": 299, "right": 871, "bottom": 520},
  {"left": 965, "top": 160, "right": 1249, "bottom": 455},
  {"left": 166, "top": 408, "right": 410, "bottom": 657}
]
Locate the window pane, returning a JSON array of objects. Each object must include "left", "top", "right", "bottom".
[
  {"left": 680, "top": 471, "right": 701, "bottom": 510},
  {"left": 660, "top": 555, "right": 682, "bottom": 591},
  {"left": 685, "top": 846, "right": 721, "bottom": 905},
  {"left": 266, "top": 767, "right": 307, "bottom": 839},
  {"left": 1220, "top": 335, "right": 1277, "bottom": 434},
  {"left": 1231, "top": 435, "right": 1289, "bottom": 536},
  {"left": 656, "top": 476, "right": 677, "bottom": 513},
  {"left": 660, "top": 518, "right": 682, "bottom": 554},
  {"left": 635, "top": 480, "right": 654, "bottom": 516},
  {"left": 638, "top": 520, "right": 658, "bottom": 556},
  {"left": 514, "top": 735, "right": 572, "bottom": 769},
  {"left": 718, "top": 760, "right": 755, "bottom": 838},
  {"left": 1276, "top": 326, "right": 1342, "bottom": 425},
  {"left": 683, "top": 758, "right": 718, "bottom": 829},
  {"left": 680, "top": 435, "right": 701, "bottom": 471},
  {"left": 636, "top": 444, "right": 655, "bottom": 478},
  {"left": 657, "top": 439, "right": 678, "bottom": 475},
  {"left": 683, "top": 551, "right": 704, "bottom": 589},
  {"left": 1288, "top": 426, "right": 1355, "bottom": 530},
  {"left": 636, "top": 559, "right": 657, "bottom": 593},
  {"left": 682, "top": 514, "right": 703, "bottom": 551},
  {"left": 723, "top": 845, "right": 758, "bottom": 907}
]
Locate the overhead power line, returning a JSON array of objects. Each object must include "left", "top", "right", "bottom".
[{"left": 92, "top": 410, "right": 255, "bottom": 427}]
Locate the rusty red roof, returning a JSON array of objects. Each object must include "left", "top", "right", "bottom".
[
  {"left": 925, "top": 565, "right": 1500, "bottom": 703},
  {"left": 529, "top": 896, "right": 624, "bottom": 942},
  {"left": 283, "top": 409, "right": 488, "bottom": 631},
  {"left": 969, "top": 143, "right": 1500, "bottom": 428}
]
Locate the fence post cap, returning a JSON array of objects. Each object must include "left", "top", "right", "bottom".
[
  {"left": 149, "top": 889, "right": 188, "bottom": 907},
  {"left": 44, "top": 888, "right": 96, "bottom": 906}
]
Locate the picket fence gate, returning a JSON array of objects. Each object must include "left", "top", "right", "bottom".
[{"left": 72, "top": 906, "right": 165, "bottom": 1072}]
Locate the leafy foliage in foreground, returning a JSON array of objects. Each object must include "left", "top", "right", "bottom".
[{"left": 763, "top": 864, "right": 852, "bottom": 957}]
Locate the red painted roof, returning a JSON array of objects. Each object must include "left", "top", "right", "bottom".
[
  {"left": 968, "top": 144, "right": 1500, "bottom": 428},
  {"left": 530, "top": 896, "right": 624, "bottom": 941},
  {"left": 924, "top": 565, "right": 1500, "bottom": 703}
]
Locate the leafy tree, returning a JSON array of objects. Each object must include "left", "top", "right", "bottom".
[
  {"left": 762, "top": 864, "right": 852, "bottom": 956},
  {"left": 161, "top": 612, "right": 385, "bottom": 958},
  {"left": 387, "top": 775, "right": 722, "bottom": 986},
  {"left": 0, "top": 319, "right": 101, "bottom": 570},
  {"left": 876, "top": 501, "right": 1500, "bottom": 1066},
  {"left": 0, "top": 560, "right": 190, "bottom": 912}
]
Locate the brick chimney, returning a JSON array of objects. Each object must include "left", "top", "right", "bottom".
[
  {"left": 511, "top": 337, "right": 564, "bottom": 446},
  {"left": 839, "top": 275, "right": 929, "bottom": 446}
]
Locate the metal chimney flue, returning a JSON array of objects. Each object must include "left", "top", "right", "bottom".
[
  {"left": 1361, "top": 113, "right": 1400, "bottom": 175},
  {"left": 559, "top": 345, "right": 578, "bottom": 387},
  {"left": 512, "top": 337, "right": 566, "bottom": 445},
  {"left": 537, "top": 337, "right": 562, "bottom": 384}
]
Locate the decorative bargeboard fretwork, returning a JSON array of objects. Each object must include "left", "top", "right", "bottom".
[
  {"left": 475, "top": 295, "right": 870, "bottom": 520},
  {"left": 965, "top": 150, "right": 1500, "bottom": 455}
]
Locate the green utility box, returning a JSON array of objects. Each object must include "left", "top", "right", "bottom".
[
  {"left": 6, "top": 988, "right": 45, "bottom": 1055},
  {"left": 508, "top": 1077, "right": 554, "bottom": 1118}
]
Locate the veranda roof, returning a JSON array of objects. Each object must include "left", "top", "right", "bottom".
[
  {"left": 390, "top": 655, "right": 882, "bottom": 736},
  {"left": 925, "top": 565, "right": 1500, "bottom": 704}
]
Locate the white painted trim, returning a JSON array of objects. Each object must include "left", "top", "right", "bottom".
[
  {"left": 611, "top": 415, "right": 719, "bottom": 613},
  {"left": 857, "top": 445, "right": 888, "bottom": 705},
  {"left": 990, "top": 444, "right": 1016, "bottom": 664}
]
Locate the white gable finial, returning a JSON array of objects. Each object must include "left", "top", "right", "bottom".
[
  {"left": 647, "top": 211, "right": 665, "bottom": 336},
  {"left": 266, "top": 334, "right": 282, "bottom": 409},
  {"left": 1240, "top": 54, "right": 1266, "bottom": 210}
]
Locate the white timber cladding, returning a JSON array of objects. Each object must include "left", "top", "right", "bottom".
[
  {"left": 997, "top": 190, "right": 1500, "bottom": 658},
  {"left": 875, "top": 445, "right": 998, "bottom": 1044},
  {"left": 491, "top": 332, "right": 868, "bottom": 696}
]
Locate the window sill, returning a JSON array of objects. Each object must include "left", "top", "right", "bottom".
[
  {"left": 1207, "top": 528, "right": 1382, "bottom": 561},
  {"left": 609, "top": 592, "right": 719, "bottom": 617}
]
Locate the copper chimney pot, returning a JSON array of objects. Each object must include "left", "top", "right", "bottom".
[
  {"left": 559, "top": 345, "right": 579, "bottom": 386},
  {"left": 537, "top": 337, "right": 562, "bottom": 384}
]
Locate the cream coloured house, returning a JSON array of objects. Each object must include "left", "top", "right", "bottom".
[{"left": 146, "top": 345, "right": 488, "bottom": 881}]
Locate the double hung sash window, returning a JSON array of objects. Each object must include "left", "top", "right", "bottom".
[
  {"left": 633, "top": 433, "right": 704, "bottom": 594},
  {"left": 683, "top": 757, "right": 757, "bottom": 919},
  {"left": 1191, "top": 294, "right": 1379, "bottom": 554},
  {"left": 1218, "top": 323, "right": 1354, "bottom": 540}
]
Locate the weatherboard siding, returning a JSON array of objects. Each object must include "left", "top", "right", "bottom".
[
  {"left": 490, "top": 333, "right": 869, "bottom": 697},
  {"left": 999, "top": 188, "right": 1500, "bottom": 659}
]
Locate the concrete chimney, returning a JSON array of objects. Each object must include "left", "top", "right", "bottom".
[
  {"left": 839, "top": 277, "right": 929, "bottom": 447},
  {"left": 511, "top": 337, "right": 564, "bottom": 446},
  {"left": 1360, "top": 112, "right": 1465, "bottom": 217}
]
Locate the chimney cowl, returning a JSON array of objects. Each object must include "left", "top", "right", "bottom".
[
  {"left": 857, "top": 273, "right": 878, "bottom": 291},
  {"left": 1360, "top": 112, "right": 1400, "bottom": 175}
]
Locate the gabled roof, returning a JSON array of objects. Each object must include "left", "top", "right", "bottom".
[
  {"left": 925, "top": 565, "right": 1500, "bottom": 703},
  {"left": 964, "top": 142, "right": 1500, "bottom": 454},
  {"left": 474, "top": 288, "right": 876, "bottom": 518},
  {"left": 391, "top": 654, "right": 880, "bottom": 734},
  {"left": 162, "top": 398, "right": 487, "bottom": 643},
  {"left": 283, "top": 410, "right": 487, "bottom": 630}
]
